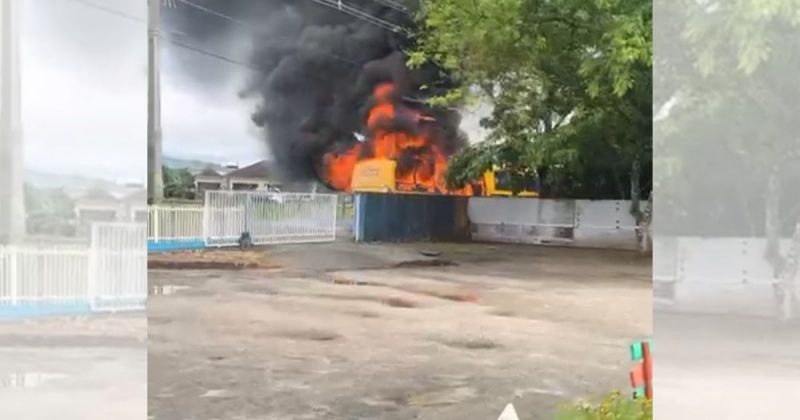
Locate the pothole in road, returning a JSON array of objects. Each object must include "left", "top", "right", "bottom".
[
  {"left": 488, "top": 308, "right": 517, "bottom": 317},
  {"left": 410, "top": 289, "right": 479, "bottom": 303},
  {"left": 438, "top": 337, "right": 501, "bottom": 350},
  {"left": 383, "top": 297, "right": 419, "bottom": 308},
  {"left": 393, "top": 259, "right": 457, "bottom": 269},
  {"left": 350, "top": 310, "right": 381, "bottom": 318},
  {"left": 279, "top": 329, "right": 342, "bottom": 342}
]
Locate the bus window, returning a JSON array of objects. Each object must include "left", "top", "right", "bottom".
[
  {"left": 523, "top": 175, "right": 539, "bottom": 192},
  {"left": 495, "top": 171, "right": 512, "bottom": 190}
]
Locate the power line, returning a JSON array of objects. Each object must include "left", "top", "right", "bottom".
[
  {"left": 59, "top": 0, "right": 146, "bottom": 23},
  {"left": 164, "top": 34, "right": 367, "bottom": 82},
  {"left": 307, "top": 0, "right": 403, "bottom": 33},
  {"left": 165, "top": 35, "right": 371, "bottom": 93},
  {"left": 59, "top": 0, "right": 418, "bottom": 89},
  {"left": 58, "top": 0, "right": 256, "bottom": 70},
  {"left": 60, "top": 0, "right": 406, "bottom": 65},
  {"left": 367, "top": 0, "right": 409, "bottom": 13},
  {"left": 174, "top": 0, "right": 403, "bottom": 33},
  {"left": 167, "top": 0, "right": 364, "bottom": 67},
  {"left": 58, "top": 0, "right": 363, "bottom": 69},
  {"left": 173, "top": 0, "right": 247, "bottom": 26},
  {"left": 163, "top": 36, "right": 260, "bottom": 72}
]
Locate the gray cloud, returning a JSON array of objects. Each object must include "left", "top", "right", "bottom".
[{"left": 21, "top": 0, "right": 146, "bottom": 182}]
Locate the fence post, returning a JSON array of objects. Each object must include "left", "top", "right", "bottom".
[
  {"left": 9, "top": 246, "right": 18, "bottom": 305},
  {"left": 354, "top": 194, "right": 362, "bottom": 242},
  {"left": 153, "top": 207, "right": 160, "bottom": 242},
  {"left": 244, "top": 192, "right": 251, "bottom": 236},
  {"left": 332, "top": 195, "right": 339, "bottom": 241},
  {"left": 87, "top": 224, "right": 99, "bottom": 310},
  {"left": 202, "top": 190, "right": 210, "bottom": 246}
]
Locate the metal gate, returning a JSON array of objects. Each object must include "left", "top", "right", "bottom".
[
  {"left": 90, "top": 222, "right": 147, "bottom": 311},
  {"left": 204, "top": 191, "right": 338, "bottom": 247}
]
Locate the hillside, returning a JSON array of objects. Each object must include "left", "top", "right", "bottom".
[{"left": 163, "top": 156, "right": 225, "bottom": 172}]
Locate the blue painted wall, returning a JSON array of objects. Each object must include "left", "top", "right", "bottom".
[
  {"left": 354, "top": 193, "right": 470, "bottom": 242},
  {"left": 147, "top": 239, "right": 206, "bottom": 253},
  {"left": 0, "top": 302, "right": 93, "bottom": 319}
]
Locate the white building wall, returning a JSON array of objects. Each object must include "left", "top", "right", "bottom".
[{"left": 468, "top": 197, "right": 640, "bottom": 249}]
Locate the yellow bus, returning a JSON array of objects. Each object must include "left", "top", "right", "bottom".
[
  {"left": 350, "top": 159, "right": 539, "bottom": 197},
  {"left": 350, "top": 159, "right": 398, "bottom": 193},
  {"left": 483, "top": 169, "right": 540, "bottom": 197}
]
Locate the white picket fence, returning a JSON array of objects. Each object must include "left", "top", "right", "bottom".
[
  {"left": 148, "top": 204, "right": 204, "bottom": 241},
  {"left": 0, "top": 222, "right": 147, "bottom": 313},
  {"left": 0, "top": 245, "right": 90, "bottom": 306},
  {"left": 147, "top": 191, "right": 339, "bottom": 247}
]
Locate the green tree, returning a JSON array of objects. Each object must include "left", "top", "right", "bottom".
[
  {"left": 162, "top": 166, "right": 196, "bottom": 200},
  {"left": 24, "top": 184, "right": 76, "bottom": 236},
  {"left": 654, "top": 0, "right": 800, "bottom": 318},
  {"left": 410, "top": 0, "right": 652, "bottom": 247},
  {"left": 410, "top": 0, "right": 651, "bottom": 198}
]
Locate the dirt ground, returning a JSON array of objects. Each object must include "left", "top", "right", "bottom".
[
  {"left": 654, "top": 312, "right": 800, "bottom": 419},
  {"left": 148, "top": 241, "right": 652, "bottom": 420},
  {"left": 0, "top": 314, "right": 147, "bottom": 420}
]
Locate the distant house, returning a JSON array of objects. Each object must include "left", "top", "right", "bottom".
[
  {"left": 192, "top": 160, "right": 279, "bottom": 196},
  {"left": 224, "top": 160, "right": 277, "bottom": 190},
  {"left": 72, "top": 186, "right": 147, "bottom": 235},
  {"left": 194, "top": 168, "right": 224, "bottom": 197},
  {"left": 74, "top": 188, "right": 119, "bottom": 222},
  {"left": 123, "top": 189, "right": 148, "bottom": 223},
  {"left": 73, "top": 188, "right": 120, "bottom": 236}
]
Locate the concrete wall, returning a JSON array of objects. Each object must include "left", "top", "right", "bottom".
[
  {"left": 655, "top": 236, "right": 790, "bottom": 318},
  {"left": 467, "top": 197, "right": 785, "bottom": 317},
  {"left": 468, "top": 197, "right": 639, "bottom": 250}
]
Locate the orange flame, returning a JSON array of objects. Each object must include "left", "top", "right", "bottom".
[{"left": 323, "top": 82, "right": 480, "bottom": 196}]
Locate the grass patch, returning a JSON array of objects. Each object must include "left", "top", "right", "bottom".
[
  {"left": 556, "top": 391, "right": 652, "bottom": 420},
  {"left": 383, "top": 297, "right": 419, "bottom": 308}
]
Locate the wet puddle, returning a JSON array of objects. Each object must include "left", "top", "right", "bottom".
[
  {"left": 0, "top": 372, "right": 68, "bottom": 388},
  {"left": 149, "top": 285, "right": 191, "bottom": 296}
]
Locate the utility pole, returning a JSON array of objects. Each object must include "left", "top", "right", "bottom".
[
  {"left": 147, "top": 0, "right": 164, "bottom": 203},
  {"left": 0, "top": 0, "right": 26, "bottom": 244}
]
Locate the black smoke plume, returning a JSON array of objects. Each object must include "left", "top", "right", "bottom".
[{"left": 163, "top": 0, "right": 466, "bottom": 186}]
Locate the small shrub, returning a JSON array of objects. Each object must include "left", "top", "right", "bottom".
[{"left": 556, "top": 391, "right": 652, "bottom": 420}]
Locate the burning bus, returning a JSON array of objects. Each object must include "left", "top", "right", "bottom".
[
  {"left": 322, "top": 82, "right": 538, "bottom": 197},
  {"left": 349, "top": 159, "right": 539, "bottom": 197}
]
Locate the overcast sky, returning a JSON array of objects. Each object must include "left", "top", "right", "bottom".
[
  {"left": 18, "top": 0, "right": 487, "bottom": 183},
  {"left": 19, "top": 0, "right": 264, "bottom": 183}
]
